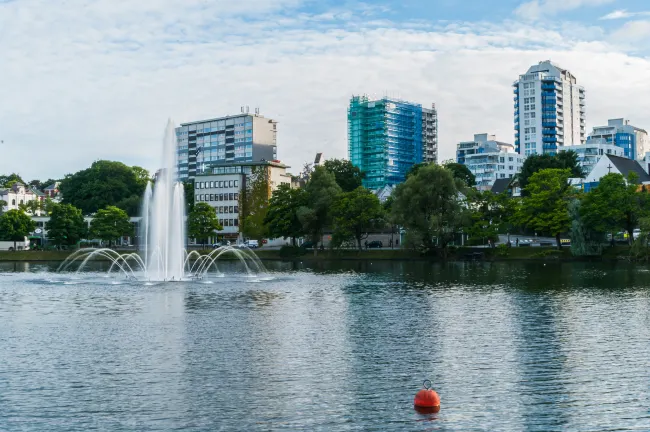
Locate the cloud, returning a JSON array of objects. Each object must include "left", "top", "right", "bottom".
[
  {"left": 600, "top": 9, "right": 650, "bottom": 20},
  {"left": 612, "top": 20, "right": 650, "bottom": 42},
  {"left": 0, "top": 0, "right": 649, "bottom": 181},
  {"left": 515, "top": 0, "right": 614, "bottom": 20}
]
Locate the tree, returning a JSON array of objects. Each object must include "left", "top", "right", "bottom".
[
  {"left": 331, "top": 187, "right": 384, "bottom": 250},
  {"left": 518, "top": 151, "right": 583, "bottom": 195},
  {"left": 0, "top": 209, "right": 35, "bottom": 250},
  {"left": 580, "top": 172, "right": 649, "bottom": 244},
  {"left": 46, "top": 203, "right": 87, "bottom": 248},
  {"left": 444, "top": 162, "right": 476, "bottom": 187},
  {"left": 406, "top": 163, "right": 430, "bottom": 179},
  {"left": 131, "top": 166, "right": 151, "bottom": 190},
  {"left": 298, "top": 166, "right": 342, "bottom": 255},
  {"left": 0, "top": 173, "right": 25, "bottom": 188},
  {"left": 59, "top": 160, "right": 147, "bottom": 215},
  {"left": 183, "top": 181, "right": 195, "bottom": 213},
  {"left": 514, "top": 168, "right": 573, "bottom": 249},
  {"left": 569, "top": 199, "right": 605, "bottom": 256},
  {"left": 322, "top": 159, "right": 364, "bottom": 192},
  {"left": 392, "top": 164, "right": 470, "bottom": 253},
  {"left": 264, "top": 183, "right": 307, "bottom": 245},
  {"left": 188, "top": 203, "right": 222, "bottom": 248},
  {"left": 18, "top": 200, "right": 41, "bottom": 216},
  {"left": 89, "top": 206, "right": 132, "bottom": 247},
  {"left": 240, "top": 166, "right": 271, "bottom": 241},
  {"left": 0, "top": 200, "right": 7, "bottom": 214}
]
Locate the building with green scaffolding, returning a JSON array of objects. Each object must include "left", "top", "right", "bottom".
[{"left": 348, "top": 95, "right": 437, "bottom": 189}]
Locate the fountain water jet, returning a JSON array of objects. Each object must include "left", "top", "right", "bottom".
[{"left": 57, "top": 120, "right": 266, "bottom": 282}]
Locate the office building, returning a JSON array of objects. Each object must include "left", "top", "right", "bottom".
[
  {"left": 348, "top": 95, "right": 437, "bottom": 189},
  {"left": 513, "top": 60, "right": 585, "bottom": 156},
  {"left": 587, "top": 118, "right": 649, "bottom": 161},
  {"left": 456, "top": 133, "right": 523, "bottom": 190},
  {"left": 193, "top": 160, "right": 291, "bottom": 242},
  {"left": 176, "top": 110, "right": 278, "bottom": 181}
]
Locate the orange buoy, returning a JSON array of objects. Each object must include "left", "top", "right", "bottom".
[{"left": 414, "top": 380, "right": 440, "bottom": 413}]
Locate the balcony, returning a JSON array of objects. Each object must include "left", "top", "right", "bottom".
[
  {"left": 543, "top": 121, "right": 557, "bottom": 127},
  {"left": 542, "top": 128, "right": 557, "bottom": 135},
  {"left": 514, "top": 87, "right": 519, "bottom": 94},
  {"left": 541, "top": 83, "right": 559, "bottom": 91},
  {"left": 542, "top": 114, "right": 557, "bottom": 120},
  {"left": 543, "top": 136, "right": 558, "bottom": 143}
]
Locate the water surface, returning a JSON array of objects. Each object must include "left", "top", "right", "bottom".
[{"left": 1, "top": 261, "right": 649, "bottom": 431}]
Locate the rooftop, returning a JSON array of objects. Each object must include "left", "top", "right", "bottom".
[
  {"left": 607, "top": 154, "right": 650, "bottom": 182},
  {"left": 180, "top": 112, "right": 274, "bottom": 127}
]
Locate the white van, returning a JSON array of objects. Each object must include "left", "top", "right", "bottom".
[{"left": 246, "top": 239, "right": 259, "bottom": 248}]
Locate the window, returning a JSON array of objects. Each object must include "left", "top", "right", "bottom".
[
  {"left": 229, "top": 206, "right": 234, "bottom": 213},
  {"left": 508, "top": 157, "right": 513, "bottom": 161},
  {"left": 509, "top": 166, "right": 513, "bottom": 170},
  {"left": 234, "top": 206, "right": 239, "bottom": 214},
  {"left": 229, "top": 193, "right": 234, "bottom": 200},
  {"left": 210, "top": 194, "right": 214, "bottom": 201},
  {"left": 210, "top": 181, "right": 214, "bottom": 188},
  {"left": 234, "top": 193, "right": 239, "bottom": 200},
  {"left": 234, "top": 180, "right": 238, "bottom": 187},
  {"left": 234, "top": 218, "right": 239, "bottom": 226},
  {"left": 220, "top": 193, "right": 224, "bottom": 201},
  {"left": 229, "top": 180, "right": 234, "bottom": 187},
  {"left": 219, "top": 206, "right": 223, "bottom": 213},
  {"left": 530, "top": 112, "right": 536, "bottom": 118},
  {"left": 530, "top": 127, "right": 536, "bottom": 133}
]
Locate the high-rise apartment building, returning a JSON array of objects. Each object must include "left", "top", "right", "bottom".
[
  {"left": 513, "top": 61, "right": 585, "bottom": 157},
  {"left": 175, "top": 111, "right": 278, "bottom": 181},
  {"left": 348, "top": 95, "right": 437, "bottom": 189},
  {"left": 456, "top": 133, "right": 523, "bottom": 190},
  {"left": 587, "top": 118, "right": 649, "bottom": 161}
]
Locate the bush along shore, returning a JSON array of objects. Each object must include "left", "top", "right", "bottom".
[{"left": 0, "top": 245, "right": 634, "bottom": 263}]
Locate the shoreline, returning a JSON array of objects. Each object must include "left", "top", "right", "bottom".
[{"left": 0, "top": 246, "right": 631, "bottom": 263}]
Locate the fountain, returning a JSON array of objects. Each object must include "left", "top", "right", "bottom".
[{"left": 57, "top": 120, "right": 265, "bottom": 281}]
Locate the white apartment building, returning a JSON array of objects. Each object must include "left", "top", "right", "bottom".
[
  {"left": 514, "top": 60, "right": 586, "bottom": 157},
  {"left": 587, "top": 118, "right": 649, "bottom": 161},
  {"left": 562, "top": 138, "right": 624, "bottom": 176},
  {"left": 456, "top": 133, "right": 523, "bottom": 190},
  {"left": 194, "top": 161, "right": 291, "bottom": 242}
]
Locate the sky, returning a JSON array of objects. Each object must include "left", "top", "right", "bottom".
[{"left": 1, "top": 0, "right": 650, "bottom": 180}]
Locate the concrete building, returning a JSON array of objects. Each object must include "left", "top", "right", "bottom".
[
  {"left": 562, "top": 138, "right": 624, "bottom": 176},
  {"left": 348, "top": 95, "right": 438, "bottom": 189},
  {"left": 513, "top": 60, "right": 586, "bottom": 157},
  {"left": 194, "top": 160, "right": 291, "bottom": 242},
  {"left": 176, "top": 110, "right": 278, "bottom": 181},
  {"left": 587, "top": 118, "right": 649, "bottom": 161},
  {"left": 456, "top": 133, "right": 523, "bottom": 190},
  {"left": 0, "top": 182, "right": 42, "bottom": 214}
]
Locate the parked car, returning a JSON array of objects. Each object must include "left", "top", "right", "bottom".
[
  {"left": 300, "top": 241, "right": 315, "bottom": 249},
  {"left": 367, "top": 240, "right": 383, "bottom": 249},
  {"left": 246, "top": 239, "right": 259, "bottom": 248}
]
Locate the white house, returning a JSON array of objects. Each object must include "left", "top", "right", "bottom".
[
  {"left": 0, "top": 182, "right": 42, "bottom": 214},
  {"left": 580, "top": 154, "right": 650, "bottom": 192},
  {"left": 456, "top": 133, "right": 523, "bottom": 190}
]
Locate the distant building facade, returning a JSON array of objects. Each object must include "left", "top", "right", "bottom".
[
  {"left": 176, "top": 111, "right": 278, "bottom": 181},
  {"left": 514, "top": 60, "right": 585, "bottom": 156},
  {"left": 348, "top": 95, "right": 437, "bottom": 189},
  {"left": 587, "top": 118, "right": 649, "bottom": 161},
  {"left": 194, "top": 161, "right": 291, "bottom": 241},
  {"left": 456, "top": 133, "right": 523, "bottom": 190},
  {"left": 0, "top": 182, "right": 41, "bottom": 214},
  {"left": 580, "top": 154, "right": 650, "bottom": 192},
  {"left": 562, "top": 139, "right": 624, "bottom": 176}
]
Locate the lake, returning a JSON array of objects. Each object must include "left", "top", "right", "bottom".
[{"left": 0, "top": 261, "right": 649, "bottom": 431}]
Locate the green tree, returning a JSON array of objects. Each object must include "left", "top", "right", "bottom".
[
  {"left": 569, "top": 198, "right": 605, "bottom": 256},
  {"left": 89, "top": 206, "right": 132, "bottom": 247},
  {"left": 0, "top": 200, "right": 7, "bottom": 214},
  {"left": 331, "top": 187, "right": 384, "bottom": 250},
  {"left": 406, "top": 162, "right": 430, "bottom": 179},
  {"left": 298, "top": 166, "right": 342, "bottom": 255},
  {"left": 188, "top": 202, "right": 222, "bottom": 248},
  {"left": 444, "top": 162, "right": 476, "bottom": 187},
  {"left": 580, "top": 172, "right": 648, "bottom": 244},
  {"left": 515, "top": 168, "right": 573, "bottom": 249},
  {"left": 184, "top": 181, "right": 195, "bottom": 213},
  {"left": 0, "top": 173, "right": 25, "bottom": 188},
  {"left": 0, "top": 209, "right": 35, "bottom": 250},
  {"left": 392, "top": 164, "right": 470, "bottom": 253},
  {"left": 18, "top": 200, "right": 41, "bottom": 216},
  {"left": 264, "top": 183, "right": 308, "bottom": 245},
  {"left": 59, "top": 160, "right": 147, "bottom": 215},
  {"left": 46, "top": 203, "right": 87, "bottom": 248},
  {"left": 322, "top": 159, "right": 364, "bottom": 192},
  {"left": 518, "top": 151, "right": 583, "bottom": 195},
  {"left": 240, "top": 166, "right": 271, "bottom": 241},
  {"left": 131, "top": 166, "right": 151, "bottom": 190}
]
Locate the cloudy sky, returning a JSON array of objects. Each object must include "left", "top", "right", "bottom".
[{"left": 1, "top": 0, "right": 650, "bottom": 180}]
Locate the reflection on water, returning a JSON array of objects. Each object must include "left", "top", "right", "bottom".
[{"left": 0, "top": 261, "right": 649, "bottom": 431}]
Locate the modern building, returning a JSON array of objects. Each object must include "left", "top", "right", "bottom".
[
  {"left": 0, "top": 182, "right": 42, "bottom": 214},
  {"left": 587, "top": 118, "right": 649, "bottom": 161},
  {"left": 580, "top": 154, "right": 650, "bottom": 192},
  {"left": 561, "top": 138, "right": 624, "bottom": 176},
  {"left": 193, "top": 160, "right": 291, "bottom": 242},
  {"left": 348, "top": 95, "right": 437, "bottom": 189},
  {"left": 175, "top": 110, "right": 278, "bottom": 181},
  {"left": 513, "top": 60, "right": 585, "bottom": 156},
  {"left": 456, "top": 133, "right": 523, "bottom": 190}
]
